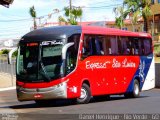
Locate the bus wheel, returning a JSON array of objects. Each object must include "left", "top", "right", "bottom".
[
  {"left": 132, "top": 80, "right": 140, "bottom": 98},
  {"left": 77, "top": 83, "right": 91, "bottom": 104},
  {"left": 125, "top": 80, "right": 140, "bottom": 98}
]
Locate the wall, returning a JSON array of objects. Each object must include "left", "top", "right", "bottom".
[{"left": 155, "top": 63, "right": 160, "bottom": 88}]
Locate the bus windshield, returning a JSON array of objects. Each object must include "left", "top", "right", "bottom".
[{"left": 17, "top": 41, "right": 64, "bottom": 82}]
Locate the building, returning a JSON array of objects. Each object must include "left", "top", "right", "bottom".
[
  {"left": 106, "top": 19, "right": 144, "bottom": 32},
  {"left": 148, "top": 0, "right": 160, "bottom": 41}
]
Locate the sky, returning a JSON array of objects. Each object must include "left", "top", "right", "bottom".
[{"left": 0, "top": 0, "right": 123, "bottom": 40}]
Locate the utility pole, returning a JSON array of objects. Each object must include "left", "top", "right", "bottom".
[
  {"left": 69, "top": 0, "right": 72, "bottom": 20},
  {"left": 69, "top": 0, "right": 72, "bottom": 10}
]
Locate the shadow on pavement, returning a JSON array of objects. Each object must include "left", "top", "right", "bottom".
[{"left": 1, "top": 95, "right": 149, "bottom": 109}]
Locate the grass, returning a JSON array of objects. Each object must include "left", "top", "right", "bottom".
[{"left": 154, "top": 43, "right": 160, "bottom": 63}]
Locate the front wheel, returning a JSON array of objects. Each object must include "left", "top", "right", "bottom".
[{"left": 77, "top": 83, "right": 91, "bottom": 104}]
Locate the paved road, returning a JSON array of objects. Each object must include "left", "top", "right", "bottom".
[{"left": 0, "top": 89, "right": 160, "bottom": 120}]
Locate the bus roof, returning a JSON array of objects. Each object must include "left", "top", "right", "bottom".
[
  {"left": 81, "top": 26, "right": 151, "bottom": 38},
  {"left": 22, "top": 26, "right": 81, "bottom": 42},
  {"left": 22, "top": 25, "right": 151, "bottom": 42}
]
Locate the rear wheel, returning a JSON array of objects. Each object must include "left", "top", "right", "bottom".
[
  {"left": 77, "top": 83, "right": 91, "bottom": 104},
  {"left": 124, "top": 79, "right": 140, "bottom": 98},
  {"left": 132, "top": 80, "right": 140, "bottom": 98}
]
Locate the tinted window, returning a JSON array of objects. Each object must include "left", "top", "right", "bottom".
[
  {"left": 82, "top": 35, "right": 152, "bottom": 57},
  {"left": 110, "top": 36, "right": 119, "bottom": 55},
  {"left": 120, "top": 37, "right": 131, "bottom": 55},
  {"left": 143, "top": 38, "right": 152, "bottom": 55},
  {"left": 82, "top": 35, "right": 105, "bottom": 58},
  {"left": 66, "top": 34, "right": 80, "bottom": 74}
]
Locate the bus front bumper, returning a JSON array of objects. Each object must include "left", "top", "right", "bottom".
[{"left": 17, "top": 82, "right": 67, "bottom": 101}]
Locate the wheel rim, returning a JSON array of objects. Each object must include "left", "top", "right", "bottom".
[
  {"left": 134, "top": 84, "right": 139, "bottom": 95},
  {"left": 80, "top": 88, "right": 87, "bottom": 99}
]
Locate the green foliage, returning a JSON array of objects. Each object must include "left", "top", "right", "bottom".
[
  {"left": 29, "top": 5, "right": 37, "bottom": 29},
  {"left": 59, "top": 7, "right": 83, "bottom": 25},
  {"left": 154, "top": 44, "right": 160, "bottom": 54},
  {"left": 12, "top": 50, "right": 18, "bottom": 57},
  {"left": 123, "top": 0, "right": 152, "bottom": 32},
  {"left": 113, "top": 6, "right": 129, "bottom": 29},
  {"left": 29, "top": 6, "right": 36, "bottom": 18},
  {"left": 1, "top": 49, "right": 10, "bottom": 54},
  {"left": 0, "top": 50, "right": 2, "bottom": 55},
  {"left": 115, "top": 17, "right": 124, "bottom": 29}
]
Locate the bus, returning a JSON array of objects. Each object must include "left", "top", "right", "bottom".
[{"left": 15, "top": 26, "right": 155, "bottom": 104}]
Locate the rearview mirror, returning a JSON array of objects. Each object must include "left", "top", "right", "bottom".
[
  {"left": 8, "top": 48, "right": 17, "bottom": 64},
  {"left": 62, "top": 42, "right": 74, "bottom": 60}
]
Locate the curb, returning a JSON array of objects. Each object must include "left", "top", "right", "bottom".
[{"left": 0, "top": 86, "right": 16, "bottom": 92}]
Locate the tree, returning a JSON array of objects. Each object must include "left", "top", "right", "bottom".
[
  {"left": 59, "top": 7, "right": 83, "bottom": 25},
  {"left": 113, "top": 5, "right": 131, "bottom": 29},
  {"left": 29, "top": 6, "right": 37, "bottom": 30},
  {"left": 0, "top": 0, "right": 14, "bottom": 8},
  {"left": 123, "top": 0, "right": 152, "bottom": 32},
  {"left": 114, "top": 6, "right": 125, "bottom": 29}
]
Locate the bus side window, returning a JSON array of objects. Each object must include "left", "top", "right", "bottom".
[
  {"left": 131, "top": 38, "right": 139, "bottom": 55},
  {"left": 130, "top": 37, "right": 139, "bottom": 55},
  {"left": 66, "top": 34, "right": 80, "bottom": 73},
  {"left": 82, "top": 36, "right": 92, "bottom": 57},
  {"left": 143, "top": 38, "right": 152, "bottom": 55},
  {"left": 95, "top": 37, "right": 105, "bottom": 55},
  {"left": 130, "top": 37, "right": 144, "bottom": 55},
  {"left": 105, "top": 36, "right": 111, "bottom": 55},
  {"left": 118, "top": 36, "right": 122, "bottom": 55},
  {"left": 109, "top": 36, "right": 119, "bottom": 55},
  {"left": 138, "top": 39, "right": 143, "bottom": 55},
  {"left": 82, "top": 35, "right": 105, "bottom": 58},
  {"left": 121, "top": 37, "right": 131, "bottom": 55},
  {"left": 68, "top": 34, "right": 80, "bottom": 53}
]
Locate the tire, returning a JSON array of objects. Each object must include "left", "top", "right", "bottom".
[
  {"left": 124, "top": 80, "right": 140, "bottom": 98},
  {"left": 77, "top": 83, "right": 91, "bottom": 104},
  {"left": 132, "top": 80, "right": 140, "bottom": 98}
]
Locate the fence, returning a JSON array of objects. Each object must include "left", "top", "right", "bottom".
[{"left": 0, "top": 54, "right": 16, "bottom": 88}]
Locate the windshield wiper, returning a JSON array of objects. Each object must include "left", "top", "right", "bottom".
[
  {"left": 39, "top": 60, "right": 51, "bottom": 82},
  {"left": 39, "top": 44, "right": 51, "bottom": 82}
]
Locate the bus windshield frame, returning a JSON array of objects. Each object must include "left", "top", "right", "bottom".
[
  {"left": 16, "top": 34, "right": 80, "bottom": 83},
  {"left": 16, "top": 39, "right": 65, "bottom": 83}
]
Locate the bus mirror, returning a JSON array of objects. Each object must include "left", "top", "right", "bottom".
[
  {"left": 62, "top": 42, "right": 74, "bottom": 59},
  {"left": 8, "top": 48, "right": 17, "bottom": 64}
]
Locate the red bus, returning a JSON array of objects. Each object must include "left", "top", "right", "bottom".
[{"left": 15, "top": 26, "right": 155, "bottom": 104}]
